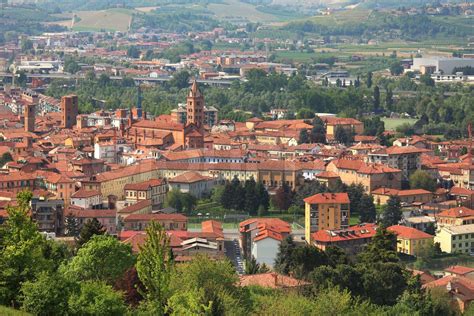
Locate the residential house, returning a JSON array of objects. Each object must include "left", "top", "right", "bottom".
[
  {"left": 65, "top": 207, "right": 117, "bottom": 235},
  {"left": 371, "top": 187, "right": 433, "bottom": 205},
  {"left": 239, "top": 218, "right": 291, "bottom": 267},
  {"left": 388, "top": 225, "right": 434, "bottom": 256},
  {"left": 310, "top": 223, "right": 377, "bottom": 254},
  {"left": 436, "top": 207, "right": 474, "bottom": 227},
  {"left": 70, "top": 189, "right": 102, "bottom": 209},
  {"left": 168, "top": 171, "right": 217, "bottom": 199},
  {"left": 122, "top": 213, "right": 188, "bottom": 231},
  {"left": 124, "top": 178, "right": 168, "bottom": 208}
]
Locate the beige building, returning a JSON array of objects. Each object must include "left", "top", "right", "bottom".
[
  {"left": 124, "top": 178, "right": 168, "bottom": 208},
  {"left": 371, "top": 188, "right": 433, "bottom": 205},
  {"left": 327, "top": 159, "right": 402, "bottom": 192},
  {"left": 304, "top": 193, "right": 350, "bottom": 243},
  {"left": 435, "top": 224, "right": 474, "bottom": 254}
]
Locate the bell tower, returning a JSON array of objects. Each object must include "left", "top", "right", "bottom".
[{"left": 186, "top": 80, "right": 204, "bottom": 127}]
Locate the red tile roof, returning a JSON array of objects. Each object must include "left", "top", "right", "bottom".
[
  {"left": 445, "top": 265, "right": 474, "bottom": 276},
  {"left": 123, "top": 213, "right": 188, "bottom": 222},
  {"left": 371, "top": 187, "right": 433, "bottom": 196},
  {"left": 304, "top": 192, "right": 350, "bottom": 204},
  {"left": 239, "top": 273, "right": 309, "bottom": 288},
  {"left": 388, "top": 225, "right": 433, "bottom": 240},
  {"left": 119, "top": 200, "right": 152, "bottom": 214},
  {"left": 312, "top": 223, "right": 377, "bottom": 243},
  {"left": 71, "top": 189, "right": 101, "bottom": 199},
  {"left": 437, "top": 207, "right": 474, "bottom": 218},
  {"left": 169, "top": 171, "right": 213, "bottom": 184},
  {"left": 124, "top": 178, "right": 165, "bottom": 191}
]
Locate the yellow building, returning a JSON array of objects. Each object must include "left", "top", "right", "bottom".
[
  {"left": 388, "top": 225, "right": 434, "bottom": 257},
  {"left": 304, "top": 193, "right": 350, "bottom": 243},
  {"left": 435, "top": 224, "right": 474, "bottom": 254},
  {"left": 321, "top": 116, "right": 364, "bottom": 136}
]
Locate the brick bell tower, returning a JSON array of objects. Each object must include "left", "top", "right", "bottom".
[{"left": 186, "top": 80, "right": 204, "bottom": 128}]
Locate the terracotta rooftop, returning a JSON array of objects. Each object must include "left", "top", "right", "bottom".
[
  {"left": 312, "top": 223, "right": 377, "bottom": 243},
  {"left": 437, "top": 207, "right": 474, "bottom": 218},
  {"left": 387, "top": 225, "right": 433, "bottom": 240},
  {"left": 445, "top": 265, "right": 474, "bottom": 276},
  {"left": 239, "top": 273, "right": 309, "bottom": 289},
  {"left": 71, "top": 189, "right": 101, "bottom": 199},
  {"left": 304, "top": 192, "right": 350, "bottom": 204},
  {"left": 371, "top": 187, "right": 433, "bottom": 196},
  {"left": 169, "top": 171, "right": 213, "bottom": 184},
  {"left": 124, "top": 178, "right": 165, "bottom": 191},
  {"left": 123, "top": 213, "right": 188, "bottom": 222},
  {"left": 119, "top": 200, "right": 152, "bottom": 214}
]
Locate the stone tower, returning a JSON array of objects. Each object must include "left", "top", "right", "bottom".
[{"left": 186, "top": 80, "right": 204, "bottom": 127}]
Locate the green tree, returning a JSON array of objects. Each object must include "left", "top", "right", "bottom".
[
  {"left": 136, "top": 221, "right": 173, "bottom": 314},
  {"left": 64, "top": 214, "right": 80, "bottom": 237},
  {"left": 0, "top": 152, "right": 13, "bottom": 167},
  {"left": 20, "top": 272, "right": 74, "bottom": 316},
  {"left": 419, "top": 74, "right": 435, "bottom": 87},
  {"left": 244, "top": 177, "right": 259, "bottom": 215},
  {"left": 169, "top": 70, "right": 190, "bottom": 90},
  {"left": 373, "top": 85, "right": 380, "bottom": 110},
  {"left": 256, "top": 181, "right": 270, "bottom": 211},
  {"left": 359, "top": 194, "right": 376, "bottom": 223},
  {"left": 334, "top": 126, "right": 353, "bottom": 145},
  {"left": 366, "top": 71, "right": 373, "bottom": 88},
  {"left": 169, "top": 255, "right": 242, "bottom": 316},
  {"left": 210, "top": 185, "right": 225, "bottom": 204},
  {"left": 296, "top": 108, "right": 315, "bottom": 119},
  {"left": 409, "top": 170, "right": 437, "bottom": 192},
  {"left": 0, "top": 191, "right": 51, "bottom": 306},
  {"left": 274, "top": 235, "right": 296, "bottom": 275},
  {"left": 77, "top": 218, "right": 105, "bottom": 247},
  {"left": 274, "top": 183, "right": 293, "bottom": 211},
  {"left": 390, "top": 61, "right": 404, "bottom": 75},
  {"left": 68, "top": 281, "right": 127, "bottom": 316},
  {"left": 381, "top": 196, "right": 402, "bottom": 227},
  {"left": 245, "top": 255, "right": 261, "bottom": 275},
  {"left": 64, "top": 235, "right": 134, "bottom": 284},
  {"left": 298, "top": 129, "right": 309, "bottom": 144},
  {"left": 127, "top": 45, "right": 140, "bottom": 58},
  {"left": 359, "top": 226, "right": 399, "bottom": 264}
]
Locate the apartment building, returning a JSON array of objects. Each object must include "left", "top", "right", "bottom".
[
  {"left": 124, "top": 178, "right": 168, "bottom": 208},
  {"left": 304, "top": 192, "right": 350, "bottom": 243}
]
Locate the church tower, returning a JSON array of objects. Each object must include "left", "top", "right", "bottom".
[
  {"left": 186, "top": 80, "right": 204, "bottom": 127},
  {"left": 24, "top": 103, "right": 35, "bottom": 132}
]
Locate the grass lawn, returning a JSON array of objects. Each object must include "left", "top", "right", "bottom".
[
  {"left": 0, "top": 306, "right": 30, "bottom": 316},
  {"left": 349, "top": 213, "right": 360, "bottom": 226},
  {"left": 382, "top": 117, "right": 418, "bottom": 131}
]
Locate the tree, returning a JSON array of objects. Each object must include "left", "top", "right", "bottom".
[
  {"left": 68, "top": 281, "right": 127, "bottom": 316},
  {"left": 77, "top": 218, "right": 106, "bottom": 247},
  {"left": 296, "top": 108, "right": 315, "bottom": 119},
  {"left": 298, "top": 129, "right": 309, "bottom": 144},
  {"left": 419, "top": 74, "right": 435, "bottom": 87},
  {"left": 245, "top": 256, "right": 261, "bottom": 275},
  {"left": 169, "top": 70, "right": 190, "bottom": 90},
  {"left": 274, "top": 183, "right": 293, "bottom": 211},
  {"left": 244, "top": 177, "right": 259, "bottom": 215},
  {"left": 409, "top": 170, "right": 437, "bottom": 192},
  {"left": 256, "top": 181, "right": 270, "bottom": 211},
  {"left": 373, "top": 85, "right": 380, "bottom": 111},
  {"left": 390, "top": 62, "right": 404, "bottom": 75},
  {"left": 230, "top": 176, "right": 245, "bottom": 211},
  {"left": 136, "top": 221, "right": 173, "bottom": 314},
  {"left": 381, "top": 196, "right": 402, "bottom": 227},
  {"left": 169, "top": 255, "right": 242, "bottom": 316},
  {"left": 0, "top": 152, "right": 13, "bottom": 167},
  {"left": 274, "top": 235, "right": 296, "bottom": 275},
  {"left": 64, "top": 235, "right": 134, "bottom": 284},
  {"left": 210, "top": 185, "right": 225, "bottom": 204},
  {"left": 346, "top": 183, "right": 365, "bottom": 217},
  {"left": 64, "top": 214, "right": 80, "bottom": 237},
  {"left": 366, "top": 71, "right": 373, "bottom": 88},
  {"left": 0, "top": 191, "right": 52, "bottom": 306},
  {"left": 359, "top": 226, "right": 399, "bottom": 264},
  {"left": 220, "top": 181, "right": 234, "bottom": 210},
  {"left": 334, "top": 126, "right": 353, "bottom": 145},
  {"left": 385, "top": 88, "right": 393, "bottom": 110},
  {"left": 20, "top": 272, "right": 73, "bottom": 315},
  {"left": 127, "top": 45, "right": 140, "bottom": 58},
  {"left": 359, "top": 194, "right": 376, "bottom": 223}
]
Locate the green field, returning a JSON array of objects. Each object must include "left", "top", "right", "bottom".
[
  {"left": 207, "top": 0, "right": 279, "bottom": 23},
  {"left": 382, "top": 117, "right": 417, "bottom": 131},
  {"left": 58, "top": 9, "right": 134, "bottom": 32}
]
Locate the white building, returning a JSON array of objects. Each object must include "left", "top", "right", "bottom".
[
  {"left": 251, "top": 235, "right": 281, "bottom": 267},
  {"left": 94, "top": 142, "right": 134, "bottom": 163},
  {"left": 70, "top": 189, "right": 102, "bottom": 209},
  {"left": 412, "top": 57, "right": 474, "bottom": 75}
]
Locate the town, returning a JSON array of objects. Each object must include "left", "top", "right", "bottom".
[{"left": 1, "top": 0, "right": 474, "bottom": 315}]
